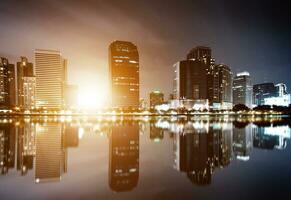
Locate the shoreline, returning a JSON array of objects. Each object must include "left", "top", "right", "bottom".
[{"left": 0, "top": 113, "right": 289, "bottom": 117}]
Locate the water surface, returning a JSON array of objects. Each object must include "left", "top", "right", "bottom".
[{"left": 0, "top": 116, "right": 291, "bottom": 199}]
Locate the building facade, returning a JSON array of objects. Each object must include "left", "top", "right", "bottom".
[
  {"left": 253, "top": 83, "right": 276, "bottom": 106},
  {"left": 17, "top": 57, "right": 34, "bottom": 108},
  {"left": 233, "top": 71, "right": 253, "bottom": 108},
  {"left": 212, "top": 64, "right": 233, "bottom": 110},
  {"left": 109, "top": 41, "right": 139, "bottom": 108},
  {"left": 35, "top": 49, "right": 65, "bottom": 110},
  {"left": 0, "top": 57, "right": 16, "bottom": 109},
  {"left": 173, "top": 60, "right": 208, "bottom": 100},
  {"left": 23, "top": 77, "right": 36, "bottom": 110}
]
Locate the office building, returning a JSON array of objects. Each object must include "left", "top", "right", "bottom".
[
  {"left": 212, "top": 64, "right": 233, "bottom": 110},
  {"left": 233, "top": 71, "right": 253, "bottom": 108},
  {"left": 35, "top": 49, "right": 65, "bottom": 110},
  {"left": 253, "top": 83, "right": 276, "bottom": 106},
  {"left": 186, "top": 46, "right": 215, "bottom": 103},
  {"left": 149, "top": 90, "right": 164, "bottom": 109},
  {"left": 0, "top": 58, "right": 16, "bottom": 109},
  {"left": 109, "top": 41, "right": 139, "bottom": 108},
  {"left": 17, "top": 57, "right": 34, "bottom": 108},
  {"left": 173, "top": 60, "right": 208, "bottom": 100}
]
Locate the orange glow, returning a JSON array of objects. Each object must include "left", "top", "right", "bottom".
[{"left": 77, "top": 86, "right": 108, "bottom": 109}]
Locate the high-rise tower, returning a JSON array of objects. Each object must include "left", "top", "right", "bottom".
[{"left": 109, "top": 41, "right": 139, "bottom": 108}]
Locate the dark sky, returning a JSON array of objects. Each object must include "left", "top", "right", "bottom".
[{"left": 0, "top": 0, "right": 290, "bottom": 100}]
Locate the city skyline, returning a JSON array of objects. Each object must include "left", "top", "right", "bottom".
[{"left": 0, "top": 0, "right": 290, "bottom": 104}]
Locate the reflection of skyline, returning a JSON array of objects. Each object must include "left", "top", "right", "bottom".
[
  {"left": 0, "top": 117, "right": 290, "bottom": 189},
  {"left": 109, "top": 123, "right": 139, "bottom": 192},
  {"left": 173, "top": 123, "right": 232, "bottom": 185}
]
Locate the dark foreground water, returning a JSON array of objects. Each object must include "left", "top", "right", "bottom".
[{"left": 0, "top": 116, "right": 291, "bottom": 200}]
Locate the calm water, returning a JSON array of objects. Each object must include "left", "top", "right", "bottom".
[{"left": 1, "top": 116, "right": 291, "bottom": 200}]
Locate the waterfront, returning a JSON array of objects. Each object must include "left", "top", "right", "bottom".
[{"left": 0, "top": 116, "right": 291, "bottom": 199}]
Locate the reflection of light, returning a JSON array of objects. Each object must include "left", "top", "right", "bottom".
[
  {"left": 78, "top": 127, "right": 84, "bottom": 139},
  {"left": 35, "top": 178, "right": 40, "bottom": 183},
  {"left": 236, "top": 156, "right": 250, "bottom": 161},
  {"left": 155, "top": 120, "right": 170, "bottom": 129},
  {"left": 129, "top": 168, "right": 137, "bottom": 172},
  {"left": 264, "top": 126, "right": 290, "bottom": 138}
]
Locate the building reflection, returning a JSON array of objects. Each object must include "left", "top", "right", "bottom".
[
  {"left": 233, "top": 124, "right": 253, "bottom": 161},
  {"left": 35, "top": 123, "right": 67, "bottom": 183},
  {"left": 17, "top": 121, "right": 36, "bottom": 176},
  {"left": 253, "top": 125, "right": 290, "bottom": 150},
  {"left": 0, "top": 116, "right": 291, "bottom": 188},
  {"left": 109, "top": 122, "right": 139, "bottom": 192},
  {"left": 0, "top": 123, "right": 16, "bottom": 175},
  {"left": 150, "top": 121, "right": 164, "bottom": 143},
  {"left": 173, "top": 121, "right": 232, "bottom": 185}
]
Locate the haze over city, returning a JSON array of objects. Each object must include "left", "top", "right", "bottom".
[{"left": 1, "top": 0, "right": 290, "bottom": 106}]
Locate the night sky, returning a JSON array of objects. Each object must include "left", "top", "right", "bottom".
[{"left": 0, "top": 0, "right": 290, "bottom": 99}]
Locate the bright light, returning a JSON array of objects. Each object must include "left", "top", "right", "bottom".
[{"left": 78, "top": 86, "right": 108, "bottom": 109}]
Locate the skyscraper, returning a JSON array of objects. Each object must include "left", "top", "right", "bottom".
[
  {"left": 35, "top": 49, "right": 65, "bottom": 110},
  {"left": 253, "top": 83, "right": 276, "bottom": 106},
  {"left": 233, "top": 71, "right": 253, "bottom": 108},
  {"left": 16, "top": 57, "right": 34, "bottom": 108},
  {"left": 173, "top": 60, "right": 208, "bottom": 100},
  {"left": 0, "top": 57, "right": 15, "bottom": 109},
  {"left": 212, "top": 64, "right": 233, "bottom": 109},
  {"left": 109, "top": 41, "right": 139, "bottom": 108},
  {"left": 186, "top": 46, "right": 215, "bottom": 103}
]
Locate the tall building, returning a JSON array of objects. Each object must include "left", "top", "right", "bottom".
[
  {"left": 173, "top": 60, "right": 208, "bottom": 100},
  {"left": 0, "top": 57, "right": 16, "bottom": 109},
  {"left": 35, "top": 49, "right": 65, "bottom": 110},
  {"left": 253, "top": 83, "right": 276, "bottom": 106},
  {"left": 187, "top": 46, "right": 212, "bottom": 66},
  {"left": 186, "top": 46, "right": 215, "bottom": 103},
  {"left": 17, "top": 57, "right": 34, "bottom": 108},
  {"left": 233, "top": 71, "right": 253, "bottom": 108},
  {"left": 109, "top": 41, "right": 139, "bottom": 108},
  {"left": 149, "top": 90, "right": 164, "bottom": 109},
  {"left": 109, "top": 123, "right": 139, "bottom": 192},
  {"left": 212, "top": 64, "right": 233, "bottom": 109}
]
